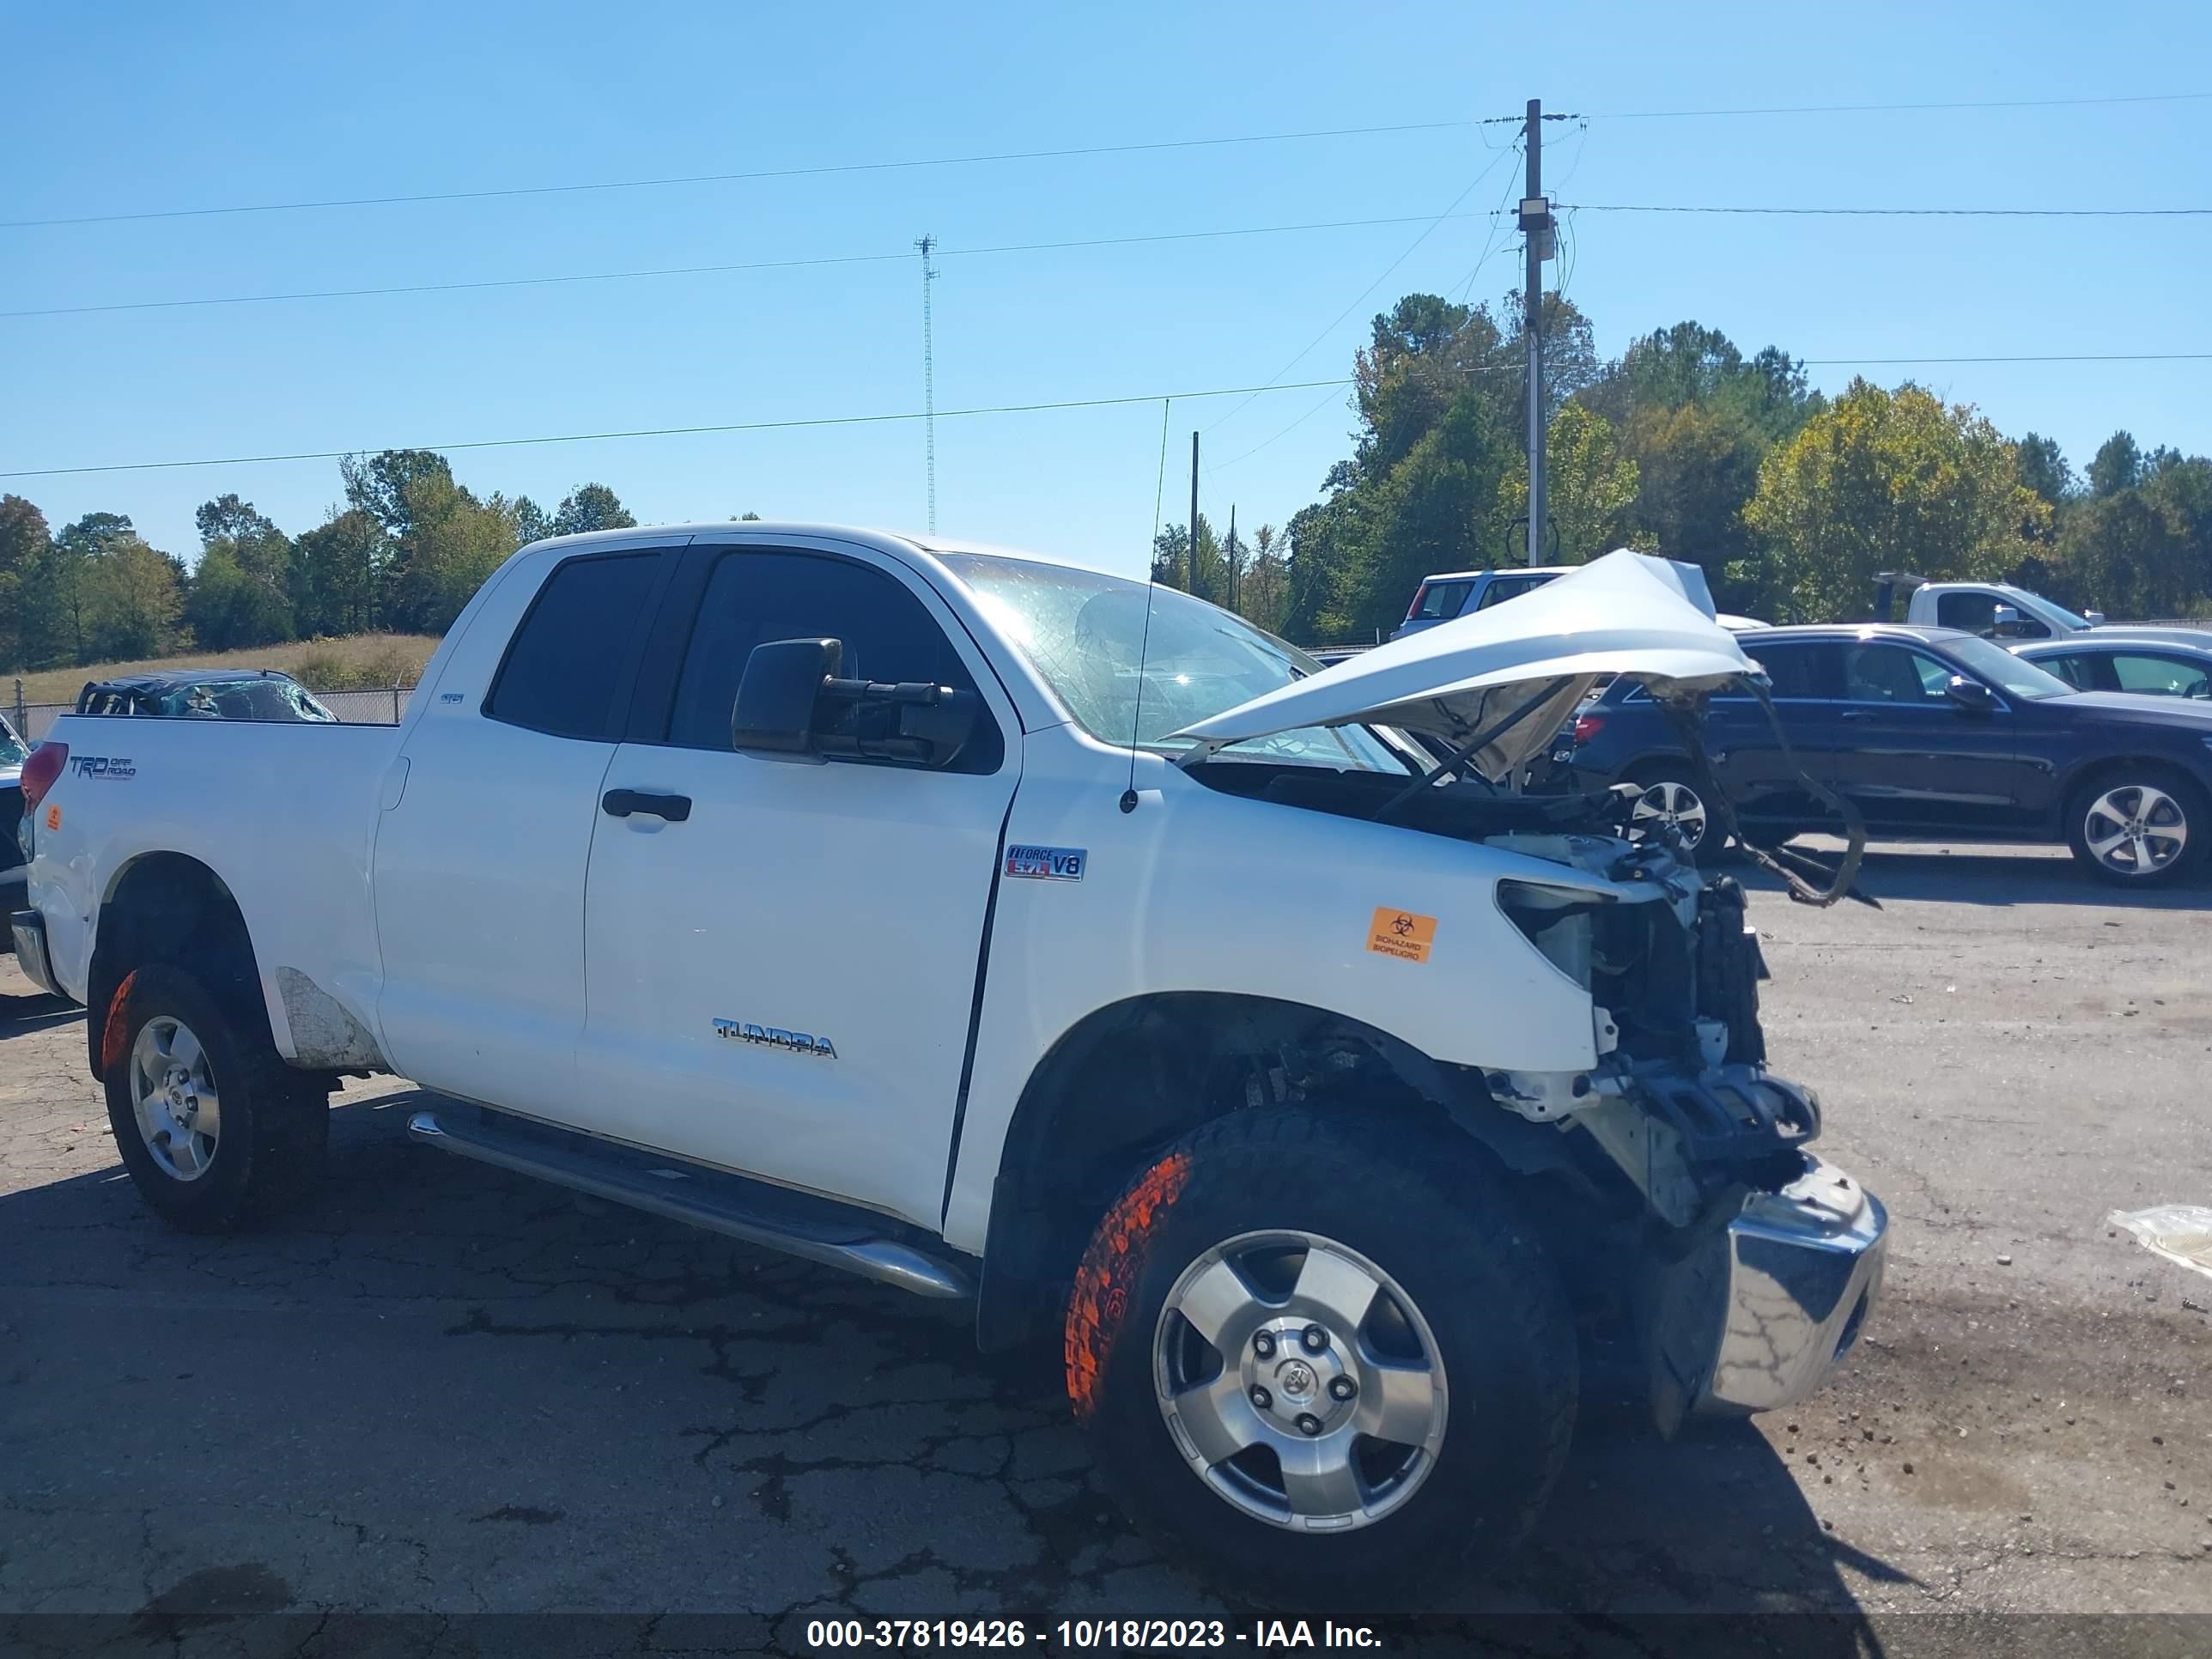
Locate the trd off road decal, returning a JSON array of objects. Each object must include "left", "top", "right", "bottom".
[
  {"left": 1367, "top": 907, "right": 1437, "bottom": 963},
  {"left": 1004, "top": 844, "right": 1085, "bottom": 881},
  {"left": 68, "top": 756, "right": 136, "bottom": 780}
]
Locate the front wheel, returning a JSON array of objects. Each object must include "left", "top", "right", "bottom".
[
  {"left": 1065, "top": 1110, "right": 1576, "bottom": 1606},
  {"left": 2065, "top": 769, "right": 2207, "bottom": 886}
]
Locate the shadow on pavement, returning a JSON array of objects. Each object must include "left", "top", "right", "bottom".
[
  {"left": 0, "top": 981, "right": 81, "bottom": 1038},
  {"left": 1739, "top": 840, "right": 2212, "bottom": 911},
  {"left": 0, "top": 1088, "right": 1899, "bottom": 1643}
]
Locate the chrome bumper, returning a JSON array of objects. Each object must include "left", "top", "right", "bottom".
[
  {"left": 9, "top": 908, "right": 58, "bottom": 994},
  {"left": 1650, "top": 1155, "right": 1888, "bottom": 1423}
]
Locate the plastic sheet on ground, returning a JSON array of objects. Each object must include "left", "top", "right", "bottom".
[{"left": 2109, "top": 1205, "right": 2212, "bottom": 1281}]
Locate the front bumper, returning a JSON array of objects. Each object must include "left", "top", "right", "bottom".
[{"left": 1649, "top": 1154, "right": 1888, "bottom": 1423}]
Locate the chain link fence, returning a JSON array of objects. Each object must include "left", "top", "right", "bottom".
[{"left": 9, "top": 681, "right": 413, "bottom": 743}]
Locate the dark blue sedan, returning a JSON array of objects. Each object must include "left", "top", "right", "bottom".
[{"left": 1544, "top": 623, "right": 2212, "bottom": 885}]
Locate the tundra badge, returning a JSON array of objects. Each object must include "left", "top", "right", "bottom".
[{"left": 714, "top": 1018, "right": 837, "bottom": 1059}]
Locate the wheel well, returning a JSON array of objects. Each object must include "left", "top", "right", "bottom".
[
  {"left": 1620, "top": 754, "right": 1693, "bottom": 785},
  {"left": 971, "top": 993, "right": 1604, "bottom": 1353},
  {"left": 87, "top": 854, "right": 266, "bottom": 1082},
  {"left": 2060, "top": 755, "right": 2208, "bottom": 817}
]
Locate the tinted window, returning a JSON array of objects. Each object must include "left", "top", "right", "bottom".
[
  {"left": 1411, "top": 580, "right": 1471, "bottom": 621},
  {"left": 1843, "top": 643, "right": 1951, "bottom": 703},
  {"left": 1474, "top": 574, "right": 1553, "bottom": 611},
  {"left": 669, "top": 550, "right": 999, "bottom": 769},
  {"left": 2111, "top": 653, "right": 2212, "bottom": 697},
  {"left": 1737, "top": 641, "right": 1831, "bottom": 700},
  {"left": 488, "top": 552, "right": 660, "bottom": 739},
  {"left": 1935, "top": 592, "right": 1997, "bottom": 634}
]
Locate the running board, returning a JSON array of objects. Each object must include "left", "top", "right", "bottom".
[{"left": 406, "top": 1109, "right": 973, "bottom": 1300}]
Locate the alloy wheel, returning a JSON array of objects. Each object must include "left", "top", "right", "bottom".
[
  {"left": 1631, "top": 779, "right": 1709, "bottom": 851},
  {"left": 129, "top": 1016, "right": 222, "bottom": 1181},
  {"left": 1152, "top": 1230, "right": 1448, "bottom": 1532},
  {"left": 2083, "top": 784, "right": 2188, "bottom": 878}
]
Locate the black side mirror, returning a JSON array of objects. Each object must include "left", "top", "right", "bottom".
[
  {"left": 1946, "top": 675, "right": 1997, "bottom": 714},
  {"left": 731, "top": 635, "right": 981, "bottom": 768},
  {"left": 732, "top": 637, "right": 842, "bottom": 759}
]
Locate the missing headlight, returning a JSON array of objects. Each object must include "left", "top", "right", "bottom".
[{"left": 1497, "top": 878, "right": 1615, "bottom": 991}]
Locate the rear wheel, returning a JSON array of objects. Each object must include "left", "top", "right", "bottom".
[
  {"left": 1626, "top": 767, "right": 1715, "bottom": 855},
  {"left": 2065, "top": 769, "right": 2206, "bottom": 886},
  {"left": 1065, "top": 1109, "right": 1575, "bottom": 1606},
  {"left": 104, "top": 963, "right": 328, "bottom": 1233}
]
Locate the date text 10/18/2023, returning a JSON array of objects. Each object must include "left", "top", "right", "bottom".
[{"left": 805, "top": 1620, "right": 1384, "bottom": 1650}]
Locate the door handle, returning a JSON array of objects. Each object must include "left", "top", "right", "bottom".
[
  {"left": 1839, "top": 709, "right": 1880, "bottom": 721},
  {"left": 601, "top": 788, "right": 693, "bottom": 823}
]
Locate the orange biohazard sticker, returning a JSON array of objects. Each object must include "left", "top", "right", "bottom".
[
  {"left": 1368, "top": 907, "right": 1437, "bottom": 963},
  {"left": 45, "top": 804, "right": 61, "bottom": 832}
]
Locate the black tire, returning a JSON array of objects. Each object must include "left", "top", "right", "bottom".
[
  {"left": 2063, "top": 765, "right": 2209, "bottom": 887},
  {"left": 1064, "top": 1109, "right": 1575, "bottom": 1607},
  {"left": 103, "top": 963, "right": 328, "bottom": 1234}
]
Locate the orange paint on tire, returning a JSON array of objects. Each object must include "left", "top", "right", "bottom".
[
  {"left": 101, "top": 970, "right": 139, "bottom": 1075},
  {"left": 1064, "top": 1150, "right": 1193, "bottom": 1421}
]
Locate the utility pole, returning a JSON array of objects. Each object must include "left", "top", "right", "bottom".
[
  {"left": 1518, "top": 99, "right": 1554, "bottom": 566},
  {"left": 915, "top": 234, "right": 939, "bottom": 533},
  {"left": 1187, "top": 431, "right": 1200, "bottom": 593},
  {"left": 1224, "top": 503, "right": 1238, "bottom": 615}
]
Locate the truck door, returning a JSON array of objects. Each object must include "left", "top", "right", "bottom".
[
  {"left": 373, "top": 547, "right": 675, "bottom": 1119},
  {"left": 576, "top": 541, "right": 1020, "bottom": 1231}
]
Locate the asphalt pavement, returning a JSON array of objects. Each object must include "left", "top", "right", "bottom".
[{"left": 3, "top": 840, "right": 2209, "bottom": 1653}]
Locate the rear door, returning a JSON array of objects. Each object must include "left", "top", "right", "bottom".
[
  {"left": 575, "top": 540, "right": 1020, "bottom": 1229},
  {"left": 1700, "top": 640, "right": 1843, "bottom": 827},
  {"left": 373, "top": 546, "right": 675, "bottom": 1119}
]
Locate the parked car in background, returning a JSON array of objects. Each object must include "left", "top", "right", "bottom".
[
  {"left": 1394, "top": 561, "right": 1762, "bottom": 641},
  {"left": 75, "top": 669, "right": 337, "bottom": 723},
  {"left": 2011, "top": 635, "right": 2212, "bottom": 701},
  {"left": 1541, "top": 623, "right": 2212, "bottom": 885},
  {"left": 1875, "top": 571, "right": 2210, "bottom": 647},
  {"left": 2, "top": 711, "right": 26, "bottom": 942}
]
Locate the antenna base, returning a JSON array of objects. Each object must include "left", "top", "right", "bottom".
[{"left": 1118, "top": 788, "right": 1139, "bottom": 814}]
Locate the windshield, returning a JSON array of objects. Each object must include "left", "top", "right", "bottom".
[
  {"left": 151, "top": 678, "right": 337, "bottom": 722},
  {"left": 940, "top": 553, "right": 1408, "bottom": 772},
  {"left": 1945, "top": 635, "right": 2073, "bottom": 700},
  {"left": 2018, "top": 590, "right": 2093, "bottom": 631}
]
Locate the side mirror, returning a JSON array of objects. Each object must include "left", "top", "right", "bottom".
[
  {"left": 2083, "top": 609, "right": 2107, "bottom": 627},
  {"left": 1987, "top": 603, "right": 2021, "bottom": 637},
  {"left": 732, "top": 637, "right": 842, "bottom": 760},
  {"left": 731, "top": 636, "right": 981, "bottom": 768},
  {"left": 1946, "top": 676, "right": 1997, "bottom": 714}
]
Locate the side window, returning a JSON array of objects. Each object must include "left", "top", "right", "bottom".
[
  {"left": 2036, "top": 653, "right": 2095, "bottom": 690},
  {"left": 1474, "top": 575, "right": 1549, "bottom": 611},
  {"left": 1936, "top": 592, "right": 1998, "bottom": 634},
  {"left": 2112, "top": 653, "right": 2211, "bottom": 698},
  {"left": 667, "top": 550, "right": 1002, "bottom": 771},
  {"left": 1738, "top": 642, "right": 1831, "bottom": 700},
  {"left": 1843, "top": 643, "right": 1950, "bottom": 703},
  {"left": 486, "top": 552, "right": 661, "bottom": 739},
  {"left": 1412, "top": 580, "right": 1471, "bottom": 621}
]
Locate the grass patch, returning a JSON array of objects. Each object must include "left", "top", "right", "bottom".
[{"left": 9, "top": 634, "right": 441, "bottom": 706}]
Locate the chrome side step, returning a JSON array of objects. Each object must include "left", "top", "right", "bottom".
[{"left": 406, "top": 1109, "right": 974, "bottom": 1300}]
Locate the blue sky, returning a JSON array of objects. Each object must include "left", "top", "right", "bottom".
[{"left": 4, "top": 1, "right": 2208, "bottom": 580}]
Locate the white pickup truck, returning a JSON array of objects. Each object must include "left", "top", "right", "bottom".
[
  {"left": 1875, "top": 571, "right": 2208, "bottom": 645},
  {"left": 12, "top": 528, "right": 1886, "bottom": 1601}
]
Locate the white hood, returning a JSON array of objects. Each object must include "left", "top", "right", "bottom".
[{"left": 1175, "top": 550, "right": 1757, "bottom": 778}]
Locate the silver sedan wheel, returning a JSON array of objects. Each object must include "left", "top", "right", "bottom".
[
  {"left": 1152, "top": 1231, "right": 1448, "bottom": 1533},
  {"left": 2083, "top": 784, "right": 2189, "bottom": 877},
  {"left": 128, "top": 1016, "right": 222, "bottom": 1182},
  {"left": 1631, "top": 778, "right": 1709, "bottom": 851}
]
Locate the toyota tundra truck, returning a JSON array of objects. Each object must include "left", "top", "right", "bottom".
[{"left": 11, "top": 528, "right": 1887, "bottom": 1601}]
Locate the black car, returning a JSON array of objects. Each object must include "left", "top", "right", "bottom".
[
  {"left": 75, "top": 668, "right": 337, "bottom": 723},
  {"left": 2, "top": 711, "right": 27, "bottom": 937},
  {"left": 1544, "top": 623, "right": 2212, "bottom": 885}
]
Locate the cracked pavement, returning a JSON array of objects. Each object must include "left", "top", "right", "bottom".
[{"left": 2, "top": 841, "right": 2209, "bottom": 1646}]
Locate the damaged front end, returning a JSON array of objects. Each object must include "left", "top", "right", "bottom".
[{"left": 1493, "top": 849, "right": 1887, "bottom": 1426}]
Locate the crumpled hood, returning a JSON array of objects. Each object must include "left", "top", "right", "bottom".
[{"left": 1174, "top": 550, "right": 1757, "bottom": 778}]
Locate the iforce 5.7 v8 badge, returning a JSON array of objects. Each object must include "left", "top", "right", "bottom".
[{"left": 1004, "top": 844, "right": 1086, "bottom": 881}]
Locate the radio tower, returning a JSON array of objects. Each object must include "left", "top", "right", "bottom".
[{"left": 915, "top": 234, "right": 939, "bottom": 533}]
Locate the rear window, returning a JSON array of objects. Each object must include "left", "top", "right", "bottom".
[{"left": 487, "top": 552, "right": 661, "bottom": 739}]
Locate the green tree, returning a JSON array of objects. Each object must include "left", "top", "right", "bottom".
[
  {"left": 511, "top": 495, "right": 551, "bottom": 549},
  {"left": 293, "top": 507, "right": 383, "bottom": 636},
  {"left": 2014, "top": 434, "right": 2074, "bottom": 508},
  {"left": 383, "top": 473, "right": 520, "bottom": 632},
  {"left": 0, "top": 495, "right": 52, "bottom": 671},
  {"left": 1497, "top": 403, "right": 1643, "bottom": 561},
  {"left": 550, "top": 483, "right": 636, "bottom": 538},
  {"left": 2087, "top": 431, "right": 2141, "bottom": 497},
  {"left": 85, "top": 534, "right": 186, "bottom": 659},
  {"left": 185, "top": 494, "right": 295, "bottom": 649},
  {"left": 1743, "top": 380, "right": 2050, "bottom": 622}
]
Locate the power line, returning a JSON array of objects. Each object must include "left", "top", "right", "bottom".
[
  {"left": 1588, "top": 90, "right": 2212, "bottom": 119},
  {"left": 1559, "top": 201, "right": 2212, "bottom": 218},
  {"left": 0, "top": 210, "right": 1498, "bottom": 321},
  {"left": 0, "top": 119, "right": 1474, "bottom": 232},
  {"left": 10, "top": 350, "right": 2204, "bottom": 483}
]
